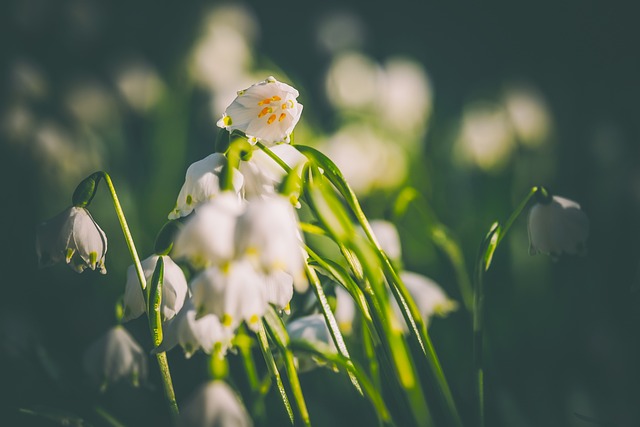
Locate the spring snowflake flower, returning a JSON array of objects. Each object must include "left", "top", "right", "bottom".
[
  {"left": 334, "top": 286, "right": 356, "bottom": 334},
  {"left": 190, "top": 259, "right": 268, "bottom": 332},
  {"left": 168, "top": 153, "right": 243, "bottom": 220},
  {"left": 122, "top": 255, "right": 189, "bottom": 322},
  {"left": 155, "top": 299, "right": 231, "bottom": 358},
  {"left": 172, "top": 192, "right": 244, "bottom": 268},
  {"left": 368, "top": 219, "right": 402, "bottom": 264},
  {"left": 217, "top": 76, "right": 303, "bottom": 145},
  {"left": 287, "top": 314, "right": 337, "bottom": 373},
  {"left": 235, "top": 195, "right": 307, "bottom": 291},
  {"left": 528, "top": 194, "right": 589, "bottom": 257},
  {"left": 180, "top": 380, "right": 253, "bottom": 427},
  {"left": 36, "top": 206, "right": 108, "bottom": 274},
  {"left": 82, "top": 326, "right": 147, "bottom": 391}
]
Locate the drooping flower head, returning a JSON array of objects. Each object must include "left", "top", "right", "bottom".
[
  {"left": 36, "top": 206, "right": 108, "bottom": 274},
  {"left": 217, "top": 76, "right": 303, "bottom": 145},
  {"left": 287, "top": 314, "right": 337, "bottom": 373},
  {"left": 180, "top": 380, "right": 253, "bottom": 427}
]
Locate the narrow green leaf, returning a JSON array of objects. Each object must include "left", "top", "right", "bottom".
[{"left": 147, "top": 257, "right": 164, "bottom": 346}]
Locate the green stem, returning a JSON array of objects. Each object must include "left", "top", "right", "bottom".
[
  {"left": 98, "top": 172, "right": 179, "bottom": 424},
  {"left": 257, "top": 325, "right": 294, "bottom": 425},
  {"left": 256, "top": 141, "right": 292, "bottom": 173},
  {"left": 495, "top": 186, "right": 540, "bottom": 247}
]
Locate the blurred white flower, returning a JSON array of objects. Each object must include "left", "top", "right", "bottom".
[
  {"left": 265, "top": 271, "right": 294, "bottom": 313},
  {"left": 315, "top": 10, "right": 366, "bottom": 55},
  {"left": 155, "top": 299, "right": 231, "bottom": 358},
  {"left": 325, "top": 52, "right": 382, "bottom": 111},
  {"left": 528, "top": 195, "right": 589, "bottom": 257},
  {"left": 503, "top": 84, "right": 551, "bottom": 148},
  {"left": 190, "top": 259, "right": 268, "bottom": 332},
  {"left": 368, "top": 219, "right": 402, "bottom": 263},
  {"left": 168, "top": 153, "right": 244, "bottom": 220},
  {"left": 172, "top": 192, "right": 244, "bottom": 268},
  {"left": 36, "top": 206, "right": 107, "bottom": 274},
  {"left": 122, "top": 255, "right": 189, "bottom": 322},
  {"left": 239, "top": 144, "right": 307, "bottom": 198},
  {"left": 64, "top": 80, "right": 118, "bottom": 126},
  {"left": 83, "top": 326, "right": 147, "bottom": 391},
  {"left": 235, "top": 195, "right": 307, "bottom": 290},
  {"left": 114, "top": 59, "right": 165, "bottom": 113},
  {"left": 217, "top": 76, "right": 304, "bottom": 145},
  {"left": 334, "top": 286, "right": 356, "bottom": 334},
  {"left": 287, "top": 314, "right": 337, "bottom": 372},
  {"left": 180, "top": 380, "right": 252, "bottom": 427}
]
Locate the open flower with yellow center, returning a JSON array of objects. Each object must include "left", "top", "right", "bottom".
[{"left": 217, "top": 76, "right": 303, "bottom": 145}]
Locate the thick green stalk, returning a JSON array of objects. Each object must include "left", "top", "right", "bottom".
[
  {"left": 98, "top": 172, "right": 179, "bottom": 424},
  {"left": 257, "top": 325, "right": 294, "bottom": 425}
]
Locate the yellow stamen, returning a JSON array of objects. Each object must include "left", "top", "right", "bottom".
[
  {"left": 267, "top": 114, "right": 276, "bottom": 124},
  {"left": 258, "top": 106, "right": 272, "bottom": 118},
  {"left": 279, "top": 113, "right": 286, "bottom": 122},
  {"left": 222, "top": 314, "right": 233, "bottom": 327}
]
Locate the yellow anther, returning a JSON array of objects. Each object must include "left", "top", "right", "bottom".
[
  {"left": 249, "top": 314, "right": 260, "bottom": 325},
  {"left": 267, "top": 114, "right": 276, "bottom": 124},
  {"left": 222, "top": 314, "right": 233, "bottom": 327},
  {"left": 271, "top": 95, "right": 281, "bottom": 101},
  {"left": 279, "top": 113, "right": 286, "bottom": 122},
  {"left": 258, "top": 98, "right": 271, "bottom": 106},
  {"left": 258, "top": 107, "right": 272, "bottom": 118}
]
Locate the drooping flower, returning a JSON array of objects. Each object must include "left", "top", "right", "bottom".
[
  {"left": 368, "top": 219, "right": 402, "bottom": 264},
  {"left": 179, "top": 380, "right": 253, "bottom": 427},
  {"left": 190, "top": 259, "right": 268, "bottom": 332},
  {"left": 36, "top": 206, "right": 107, "bottom": 274},
  {"left": 287, "top": 314, "right": 337, "bottom": 373},
  {"left": 334, "top": 286, "right": 356, "bottom": 334},
  {"left": 82, "top": 326, "right": 147, "bottom": 391},
  {"left": 168, "top": 153, "right": 243, "bottom": 220},
  {"left": 235, "top": 195, "right": 307, "bottom": 290},
  {"left": 528, "top": 194, "right": 589, "bottom": 257},
  {"left": 154, "top": 299, "right": 231, "bottom": 358},
  {"left": 172, "top": 192, "right": 244, "bottom": 269},
  {"left": 217, "top": 76, "right": 303, "bottom": 145},
  {"left": 122, "top": 255, "right": 189, "bottom": 322},
  {"left": 265, "top": 271, "right": 294, "bottom": 313}
]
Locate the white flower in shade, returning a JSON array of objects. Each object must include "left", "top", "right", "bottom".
[
  {"left": 528, "top": 195, "right": 589, "bottom": 257},
  {"left": 190, "top": 260, "right": 268, "bottom": 332},
  {"left": 122, "top": 255, "right": 189, "bottom": 322},
  {"left": 217, "top": 76, "right": 303, "bottom": 145},
  {"left": 239, "top": 143, "right": 307, "bottom": 198},
  {"left": 391, "top": 271, "right": 458, "bottom": 332},
  {"left": 172, "top": 193, "right": 244, "bottom": 268},
  {"left": 155, "top": 299, "right": 231, "bottom": 358},
  {"left": 287, "top": 314, "right": 337, "bottom": 373},
  {"left": 235, "top": 195, "right": 307, "bottom": 291},
  {"left": 36, "top": 206, "right": 107, "bottom": 274},
  {"left": 265, "top": 271, "right": 294, "bottom": 313},
  {"left": 82, "top": 326, "right": 147, "bottom": 391},
  {"left": 168, "top": 153, "right": 244, "bottom": 220},
  {"left": 368, "top": 220, "right": 402, "bottom": 263},
  {"left": 334, "top": 286, "right": 356, "bottom": 334},
  {"left": 180, "top": 380, "right": 252, "bottom": 427}
]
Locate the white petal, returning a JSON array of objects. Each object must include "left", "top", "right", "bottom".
[{"left": 180, "top": 381, "right": 252, "bottom": 427}]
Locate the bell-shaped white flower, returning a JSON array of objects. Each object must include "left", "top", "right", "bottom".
[
  {"left": 391, "top": 271, "right": 458, "bottom": 332},
  {"left": 368, "top": 219, "right": 402, "bottom": 263},
  {"left": 528, "top": 195, "right": 589, "bottom": 257},
  {"left": 190, "top": 259, "right": 268, "bottom": 332},
  {"left": 239, "top": 143, "right": 307, "bottom": 198},
  {"left": 82, "top": 326, "right": 147, "bottom": 391},
  {"left": 122, "top": 255, "right": 189, "bottom": 322},
  {"left": 172, "top": 193, "right": 244, "bottom": 268},
  {"left": 287, "top": 314, "right": 337, "bottom": 373},
  {"left": 180, "top": 380, "right": 253, "bottom": 427},
  {"left": 217, "top": 76, "right": 303, "bottom": 145},
  {"left": 235, "top": 195, "right": 307, "bottom": 290},
  {"left": 168, "top": 153, "right": 243, "bottom": 220},
  {"left": 155, "top": 299, "right": 231, "bottom": 358},
  {"left": 265, "top": 271, "right": 294, "bottom": 313},
  {"left": 334, "top": 286, "right": 357, "bottom": 334},
  {"left": 36, "top": 206, "right": 107, "bottom": 274}
]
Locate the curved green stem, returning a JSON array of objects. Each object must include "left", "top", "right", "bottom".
[
  {"left": 257, "top": 325, "right": 294, "bottom": 425},
  {"left": 96, "top": 172, "right": 179, "bottom": 424}
]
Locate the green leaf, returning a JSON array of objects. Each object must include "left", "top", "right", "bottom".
[
  {"left": 72, "top": 172, "right": 102, "bottom": 208},
  {"left": 147, "top": 257, "right": 164, "bottom": 346}
]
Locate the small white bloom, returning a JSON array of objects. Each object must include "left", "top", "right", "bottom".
[
  {"left": 391, "top": 271, "right": 458, "bottom": 332},
  {"left": 155, "top": 299, "right": 231, "bottom": 358},
  {"left": 82, "top": 326, "right": 147, "bottom": 391},
  {"left": 172, "top": 193, "right": 244, "bottom": 268},
  {"left": 36, "top": 206, "right": 107, "bottom": 274},
  {"left": 168, "top": 153, "right": 243, "bottom": 220},
  {"left": 239, "top": 143, "right": 307, "bottom": 198},
  {"left": 180, "top": 380, "right": 253, "bottom": 427},
  {"left": 217, "top": 76, "right": 303, "bottom": 145},
  {"left": 190, "top": 259, "right": 268, "bottom": 332},
  {"left": 528, "top": 195, "right": 589, "bottom": 257},
  {"left": 368, "top": 220, "right": 402, "bottom": 263},
  {"left": 287, "top": 314, "right": 337, "bottom": 373},
  {"left": 265, "top": 271, "right": 294, "bottom": 313},
  {"left": 122, "top": 255, "right": 189, "bottom": 322},
  {"left": 235, "top": 195, "right": 307, "bottom": 290},
  {"left": 334, "top": 286, "right": 356, "bottom": 334}
]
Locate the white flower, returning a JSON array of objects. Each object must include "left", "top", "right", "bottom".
[
  {"left": 391, "top": 272, "right": 458, "bottom": 332},
  {"left": 239, "top": 143, "right": 307, "bottom": 198},
  {"left": 368, "top": 219, "right": 402, "bottom": 263},
  {"left": 168, "top": 153, "right": 243, "bottom": 220},
  {"left": 172, "top": 193, "right": 244, "bottom": 268},
  {"left": 334, "top": 286, "right": 356, "bottom": 334},
  {"left": 36, "top": 206, "right": 107, "bottom": 274},
  {"left": 265, "top": 271, "right": 294, "bottom": 313},
  {"left": 155, "top": 299, "right": 231, "bottom": 358},
  {"left": 235, "top": 195, "right": 307, "bottom": 291},
  {"left": 528, "top": 195, "right": 589, "bottom": 257},
  {"left": 180, "top": 380, "right": 253, "bottom": 427},
  {"left": 82, "top": 326, "right": 147, "bottom": 391},
  {"left": 217, "top": 76, "right": 303, "bottom": 145},
  {"left": 122, "top": 255, "right": 189, "bottom": 322},
  {"left": 287, "top": 314, "right": 337, "bottom": 373},
  {"left": 190, "top": 259, "right": 268, "bottom": 332}
]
